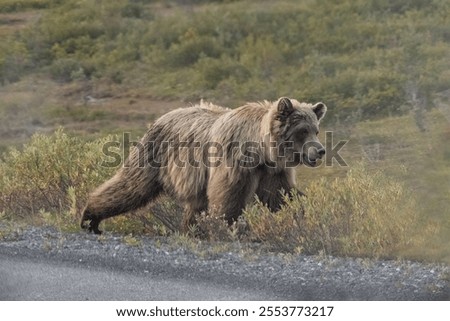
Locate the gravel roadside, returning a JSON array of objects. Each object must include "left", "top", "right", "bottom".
[{"left": 0, "top": 226, "right": 448, "bottom": 300}]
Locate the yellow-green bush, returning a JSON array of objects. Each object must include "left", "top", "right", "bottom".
[
  {"left": 0, "top": 129, "right": 179, "bottom": 234},
  {"left": 0, "top": 128, "right": 115, "bottom": 221},
  {"left": 0, "top": 0, "right": 50, "bottom": 13},
  {"left": 244, "top": 165, "right": 426, "bottom": 258}
]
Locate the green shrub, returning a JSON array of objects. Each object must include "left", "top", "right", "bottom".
[
  {"left": 0, "top": 39, "right": 30, "bottom": 84},
  {"left": 196, "top": 56, "right": 250, "bottom": 89},
  {"left": 165, "top": 34, "right": 221, "bottom": 68},
  {"left": 121, "top": 2, "right": 143, "bottom": 18},
  {"left": 0, "top": 128, "right": 188, "bottom": 234},
  {"left": 49, "top": 58, "right": 84, "bottom": 82},
  {"left": 244, "top": 165, "right": 426, "bottom": 258},
  {"left": 7, "top": 0, "right": 448, "bottom": 120},
  {"left": 47, "top": 105, "right": 108, "bottom": 122},
  {"left": 0, "top": 129, "right": 115, "bottom": 222},
  {"left": 0, "top": 0, "right": 50, "bottom": 13}
]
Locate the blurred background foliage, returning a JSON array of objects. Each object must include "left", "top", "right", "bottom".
[{"left": 0, "top": 0, "right": 448, "bottom": 117}]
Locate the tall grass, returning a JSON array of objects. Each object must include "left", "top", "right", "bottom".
[
  {"left": 0, "top": 128, "right": 114, "bottom": 221},
  {"left": 244, "top": 165, "right": 430, "bottom": 259}
]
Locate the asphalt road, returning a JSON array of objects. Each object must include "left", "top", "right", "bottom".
[
  {"left": 0, "top": 251, "right": 270, "bottom": 300},
  {"left": 0, "top": 227, "right": 448, "bottom": 301}
]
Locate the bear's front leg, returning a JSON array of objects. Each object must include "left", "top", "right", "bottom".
[
  {"left": 256, "top": 169, "right": 303, "bottom": 212},
  {"left": 207, "top": 168, "right": 260, "bottom": 224}
]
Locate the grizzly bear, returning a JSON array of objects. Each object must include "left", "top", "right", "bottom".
[{"left": 81, "top": 97, "right": 327, "bottom": 234}]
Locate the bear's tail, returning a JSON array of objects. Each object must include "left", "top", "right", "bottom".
[{"left": 81, "top": 131, "right": 164, "bottom": 234}]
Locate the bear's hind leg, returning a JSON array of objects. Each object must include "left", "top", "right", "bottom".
[
  {"left": 207, "top": 169, "right": 260, "bottom": 225},
  {"left": 81, "top": 167, "right": 163, "bottom": 234}
]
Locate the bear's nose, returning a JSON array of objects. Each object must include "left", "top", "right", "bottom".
[{"left": 317, "top": 148, "right": 325, "bottom": 158}]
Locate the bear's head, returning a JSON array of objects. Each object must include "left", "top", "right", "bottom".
[{"left": 270, "top": 97, "right": 327, "bottom": 167}]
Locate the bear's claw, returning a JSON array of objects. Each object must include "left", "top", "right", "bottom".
[
  {"left": 88, "top": 221, "right": 102, "bottom": 235},
  {"left": 81, "top": 212, "right": 102, "bottom": 235}
]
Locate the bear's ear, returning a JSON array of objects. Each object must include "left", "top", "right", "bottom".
[
  {"left": 312, "top": 102, "right": 327, "bottom": 121},
  {"left": 277, "top": 97, "right": 294, "bottom": 118}
]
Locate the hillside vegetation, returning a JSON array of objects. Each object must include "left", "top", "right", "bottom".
[
  {"left": 1, "top": 0, "right": 449, "bottom": 116},
  {"left": 0, "top": 0, "right": 449, "bottom": 262}
]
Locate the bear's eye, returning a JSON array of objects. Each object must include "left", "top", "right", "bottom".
[{"left": 298, "top": 128, "right": 308, "bottom": 136}]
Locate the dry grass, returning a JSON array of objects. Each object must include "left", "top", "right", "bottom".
[
  {"left": 0, "top": 128, "right": 115, "bottom": 221},
  {"left": 244, "top": 164, "right": 429, "bottom": 259}
]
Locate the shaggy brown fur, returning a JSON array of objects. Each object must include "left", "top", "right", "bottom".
[{"left": 81, "top": 97, "right": 327, "bottom": 234}]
